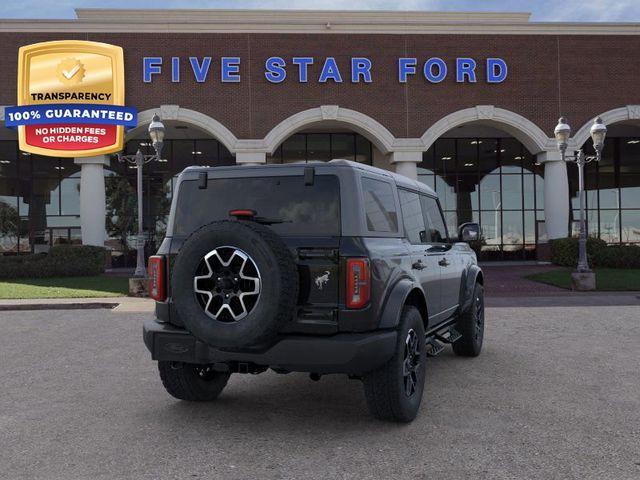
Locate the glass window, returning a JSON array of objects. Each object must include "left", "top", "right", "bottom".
[
  {"left": 500, "top": 138, "right": 523, "bottom": 174},
  {"left": 60, "top": 177, "right": 80, "bottom": 215},
  {"left": 502, "top": 211, "right": 524, "bottom": 247},
  {"left": 171, "top": 140, "right": 195, "bottom": 176},
  {"left": 307, "top": 134, "right": 331, "bottom": 162},
  {"left": 398, "top": 189, "right": 426, "bottom": 244},
  {"left": 355, "top": 134, "right": 372, "bottom": 164},
  {"left": 0, "top": 141, "right": 18, "bottom": 177},
  {"left": 621, "top": 210, "right": 640, "bottom": 243},
  {"left": 620, "top": 174, "right": 640, "bottom": 209},
  {"left": 31, "top": 155, "right": 59, "bottom": 178},
  {"left": 420, "top": 195, "right": 448, "bottom": 243},
  {"left": 362, "top": 177, "right": 398, "bottom": 233},
  {"left": 620, "top": 138, "right": 640, "bottom": 174},
  {"left": 479, "top": 175, "right": 501, "bottom": 211},
  {"left": 599, "top": 210, "right": 620, "bottom": 243},
  {"left": 331, "top": 134, "right": 355, "bottom": 161},
  {"left": 435, "top": 174, "right": 456, "bottom": 211},
  {"left": 502, "top": 175, "right": 523, "bottom": 210},
  {"left": 481, "top": 210, "right": 501, "bottom": 247},
  {"left": 175, "top": 175, "right": 341, "bottom": 237},
  {"left": 434, "top": 139, "right": 455, "bottom": 176},
  {"left": 456, "top": 138, "right": 478, "bottom": 173},
  {"left": 282, "top": 134, "right": 306, "bottom": 163},
  {"left": 478, "top": 139, "right": 499, "bottom": 175}
]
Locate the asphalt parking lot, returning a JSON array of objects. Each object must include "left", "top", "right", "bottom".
[{"left": 1, "top": 304, "right": 639, "bottom": 480}]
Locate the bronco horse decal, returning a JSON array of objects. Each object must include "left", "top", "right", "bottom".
[{"left": 314, "top": 271, "right": 330, "bottom": 290}]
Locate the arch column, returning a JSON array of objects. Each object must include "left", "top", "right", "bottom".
[
  {"left": 74, "top": 155, "right": 108, "bottom": 246},
  {"left": 538, "top": 151, "right": 569, "bottom": 239},
  {"left": 391, "top": 151, "right": 422, "bottom": 180}
]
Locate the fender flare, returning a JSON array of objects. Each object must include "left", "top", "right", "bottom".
[
  {"left": 378, "top": 278, "right": 426, "bottom": 329},
  {"left": 459, "top": 265, "right": 483, "bottom": 314}
]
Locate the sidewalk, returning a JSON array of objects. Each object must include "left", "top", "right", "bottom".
[{"left": 0, "top": 296, "right": 155, "bottom": 313}]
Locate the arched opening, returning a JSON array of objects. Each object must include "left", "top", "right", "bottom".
[
  {"left": 419, "top": 123, "right": 545, "bottom": 261},
  {"left": 0, "top": 126, "right": 84, "bottom": 255},
  {"left": 106, "top": 120, "right": 234, "bottom": 267},
  {"left": 571, "top": 120, "right": 640, "bottom": 245},
  {"left": 263, "top": 106, "right": 396, "bottom": 171},
  {"left": 266, "top": 123, "right": 387, "bottom": 169}
]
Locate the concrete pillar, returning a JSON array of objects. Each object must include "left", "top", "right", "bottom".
[
  {"left": 391, "top": 151, "right": 422, "bottom": 180},
  {"left": 74, "top": 155, "right": 109, "bottom": 246},
  {"left": 538, "top": 151, "right": 569, "bottom": 240},
  {"left": 236, "top": 151, "right": 266, "bottom": 165}
]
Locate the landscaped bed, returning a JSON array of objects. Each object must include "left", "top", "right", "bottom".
[
  {"left": 0, "top": 276, "right": 130, "bottom": 299},
  {"left": 526, "top": 268, "right": 640, "bottom": 291}
]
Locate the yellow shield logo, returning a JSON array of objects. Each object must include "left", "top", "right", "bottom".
[{"left": 14, "top": 40, "right": 126, "bottom": 157}]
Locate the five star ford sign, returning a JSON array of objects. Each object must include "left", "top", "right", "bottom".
[{"left": 5, "top": 40, "right": 137, "bottom": 157}]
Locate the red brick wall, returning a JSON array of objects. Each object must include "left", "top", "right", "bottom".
[{"left": 0, "top": 32, "right": 638, "bottom": 140}]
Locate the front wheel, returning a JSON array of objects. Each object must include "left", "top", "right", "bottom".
[
  {"left": 158, "top": 361, "right": 231, "bottom": 401},
  {"left": 362, "top": 306, "right": 427, "bottom": 422},
  {"left": 452, "top": 282, "right": 485, "bottom": 357}
]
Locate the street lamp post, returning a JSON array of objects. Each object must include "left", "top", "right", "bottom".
[
  {"left": 117, "top": 114, "right": 166, "bottom": 278},
  {"left": 553, "top": 116, "right": 607, "bottom": 287}
]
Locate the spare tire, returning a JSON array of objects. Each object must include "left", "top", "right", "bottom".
[{"left": 171, "top": 220, "right": 298, "bottom": 348}]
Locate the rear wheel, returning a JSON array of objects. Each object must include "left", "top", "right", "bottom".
[
  {"left": 158, "top": 361, "right": 230, "bottom": 401},
  {"left": 452, "top": 282, "right": 484, "bottom": 357},
  {"left": 362, "top": 306, "right": 427, "bottom": 422}
]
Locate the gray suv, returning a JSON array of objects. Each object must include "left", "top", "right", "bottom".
[{"left": 143, "top": 160, "right": 484, "bottom": 422}]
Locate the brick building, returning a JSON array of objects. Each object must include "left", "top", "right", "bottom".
[{"left": 0, "top": 9, "right": 639, "bottom": 262}]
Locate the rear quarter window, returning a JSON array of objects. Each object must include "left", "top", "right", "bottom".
[
  {"left": 361, "top": 177, "right": 398, "bottom": 233},
  {"left": 173, "top": 174, "right": 341, "bottom": 237}
]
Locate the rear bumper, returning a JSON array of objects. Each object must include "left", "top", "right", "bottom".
[{"left": 143, "top": 319, "right": 397, "bottom": 375}]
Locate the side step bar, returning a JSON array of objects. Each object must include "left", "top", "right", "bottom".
[{"left": 426, "top": 326, "right": 462, "bottom": 357}]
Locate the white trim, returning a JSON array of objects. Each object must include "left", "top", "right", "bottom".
[
  {"left": 421, "top": 106, "right": 553, "bottom": 154},
  {"left": 127, "top": 106, "right": 239, "bottom": 153},
  {"left": 0, "top": 9, "right": 639, "bottom": 35},
  {"left": 572, "top": 105, "right": 640, "bottom": 148},
  {"left": 263, "top": 105, "right": 396, "bottom": 155}
]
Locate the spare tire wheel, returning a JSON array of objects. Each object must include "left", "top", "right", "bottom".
[{"left": 171, "top": 220, "right": 299, "bottom": 348}]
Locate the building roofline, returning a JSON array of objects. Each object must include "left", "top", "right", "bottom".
[{"left": 0, "top": 9, "right": 638, "bottom": 35}]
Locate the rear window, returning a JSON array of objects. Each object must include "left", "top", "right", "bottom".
[{"left": 173, "top": 175, "right": 341, "bottom": 236}]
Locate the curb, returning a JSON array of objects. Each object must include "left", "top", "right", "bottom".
[{"left": 0, "top": 302, "right": 120, "bottom": 311}]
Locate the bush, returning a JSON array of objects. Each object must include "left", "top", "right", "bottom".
[
  {"left": 550, "top": 237, "right": 640, "bottom": 268},
  {"left": 0, "top": 245, "right": 106, "bottom": 279}
]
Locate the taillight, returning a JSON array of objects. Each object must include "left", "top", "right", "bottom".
[
  {"left": 148, "top": 255, "right": 166, "bottom": 302},
  {"left": 346, "top": 258, "right": 370, "bottom": 309}
]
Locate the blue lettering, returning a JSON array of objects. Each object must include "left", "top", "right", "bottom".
[
  {"left": 398, "top": 58, "right": 417, "bottom": 83},
  {"left": 189, "top": 57, "right": 211, "bottom": 83},
  {"left": 487, "top": 58, "right": 508, "bottom": 83},
  {"left": 351, "top": 57, "right": 372, "bottom": 83},
  {"left": 143, "top": 57, "right": 162, "bottom": 83},
  {"left": 456, "top": 58, "right": 477, "bottom": 83},
  {"left": 265, "top": 56, "right": 286, "bottom": 83},
  {"left": 424, "top": 58, "right": 447, "bottom": 83},
  {"left": 319, "top": 57, "right": 342, "bottom": 83},
  {"left": 292, "top": 57, "right": 313, "bottom": 82},
  {"left": 171, "top": 57, "right": 180, "bottom": 83},
  {"left": 221, "top": 57, "right": 241, "bottom": 83}
]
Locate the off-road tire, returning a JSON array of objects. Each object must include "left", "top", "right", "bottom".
[
  {"left": 171, "top": 220, "right": 298, "bottom": 348},
  {"left": 362, "top": 306, "right": 427, "bottom": 422},
  {"left": 452, "top": 282, "right": 484, "bottom": 357},
  {"left": 158, "top": 361, "right": 231, "bottom": 401}
]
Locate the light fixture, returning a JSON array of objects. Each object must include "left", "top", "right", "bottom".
[
  {"left": 500, "top": 149, "right": 506, "bottom": 153},
  {"left": 589, "top": 117, "right": 607, "bottom": 154},
  {"left": 0, "top": 160, "right": 10, "bottom": 164},
  {"left": 627, "top": 139, "right": 640, "bottom": 144},
  {"left": 554, "top": 117, "right": 571, "bottom": 153},
  {"left": 514, "top": 156, "right": 523, "bottom": 160},
  {"left": 192, "top": 151, "right": 202, "bottom": 155},
  {"left": 441, "top": 156, "right": 452, "bottom": 160},
  {"left": 464, "top": 163, "right": 474, "bottom": 167},
  {"left": 470, "top": 140, "right": 483, "bottom": 145},
  {"left": 148, "top": 113, "right": 165, "bottom": 156},
  {"left": 54, "top": 166, "right": 65, "bottom": 170}
]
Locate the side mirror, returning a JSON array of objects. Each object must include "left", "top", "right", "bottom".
[{"left": 458, "top": 222, "right": 480, "bottom": 243}]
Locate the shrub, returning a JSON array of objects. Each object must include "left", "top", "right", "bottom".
[
  {"left": 0, "top": 245, "right": 106, "bottom": 279},
  {"left": 550, "top": 237, "right": 640, "bottom": 269}
]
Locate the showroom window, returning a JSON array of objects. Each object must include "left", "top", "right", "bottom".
[{"left": 269, "top": 132, "right": 373, "bottom": 165}]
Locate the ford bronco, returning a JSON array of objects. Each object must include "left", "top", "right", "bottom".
[{"left": 143, "top": 160, "right": 484, "bottom": 422}]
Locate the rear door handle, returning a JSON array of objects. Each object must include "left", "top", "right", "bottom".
[
  {"left": 412, "top": 260, "right": 426, "bottom": 270},
  {"left": 438, "top": 258, "right": 450, "bottom": 267}
]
